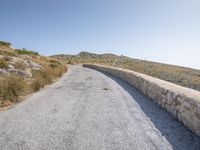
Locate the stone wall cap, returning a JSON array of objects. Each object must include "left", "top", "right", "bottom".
[{"left": 84, "top": 63, "right": 200, "bottom": 103}]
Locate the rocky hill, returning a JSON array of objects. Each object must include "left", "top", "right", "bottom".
[
  {"left": 52, "top": 51, "right": 200, "bottom": 92},
  {"left": 0, "top": 41, "right": 67, "bottom": 108}
]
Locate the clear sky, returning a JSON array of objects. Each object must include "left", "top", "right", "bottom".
[{"left": 1, "top": 0, "right": 200, "bottom": 69}]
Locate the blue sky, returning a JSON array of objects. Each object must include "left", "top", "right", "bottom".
[{"left": 1, "top": 0, "right": 200, "bottom": 69}]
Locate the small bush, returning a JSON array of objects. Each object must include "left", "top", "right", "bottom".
[
  {"left": 0, "top": 75, "right": 25, "bottom": 102},
  {"left": 0, "top": 41, "right": 11, "bottom": 47},
  {"left": 49, "top": 63, "right": 58, "bottom": 68},
  {"left": 31, "top": 73, "right": 46, "bottom": 91},
  {"left": 49, "top": 59, "right": 61, "bottom": 64},
  {"left": 0, "top": 59, "right": 8, "bottom": 68},
  {"left": 31, "top": 68, "right": 53, "bottom": 91},
  {"left": 48, "top": 59, "right": 62, "bottom": 68},
  {"left": 67, "top": 60, "right": 72, "bottom": 64},
  {"left": 16, "top": 49, "right": 39, "bottom": 55}
]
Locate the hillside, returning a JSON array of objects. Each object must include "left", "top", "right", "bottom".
[
  {"left": 0, "top": 41, "right": 67, "bottom": 108},
  {"left": 52, "top": 51, "right": 200, "bottom": 92}
]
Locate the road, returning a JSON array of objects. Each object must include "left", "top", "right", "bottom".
[{"left": 0, "top": 65, "right": 200, "bottom": 150}]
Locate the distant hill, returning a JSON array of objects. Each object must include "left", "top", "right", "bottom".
[{"left": 52, "top": 51, "right": 200, "bottom": 91}]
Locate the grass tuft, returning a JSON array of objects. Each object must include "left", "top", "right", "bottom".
[
  {"left": 31, "top": 64, "right": 67, "bottom": 92},
  {"left": 0, "top": 75, "right": 25, "bottom": 103},
  {"left": 0, "top": 59, "right": 8, "bottom": 68}
]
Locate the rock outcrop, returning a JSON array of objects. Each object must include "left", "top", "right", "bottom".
[{"left": 0, "top": 55, "right": 42, "bottom": 78}]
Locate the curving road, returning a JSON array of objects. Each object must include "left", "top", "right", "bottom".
[{"left": 0, "top": 65, "right": 200, "bottom": 150}]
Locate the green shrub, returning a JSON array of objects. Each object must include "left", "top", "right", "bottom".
[
  {"left": 0, "top": 41, "right": 11, "bottom": 47},
  {"left": 15, "top": 49, "right": 39, "bottom": 55},
  {"left": 0, "top": 75, "right": 25, "bottom": 102}
]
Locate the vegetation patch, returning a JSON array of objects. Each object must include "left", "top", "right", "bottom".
[
  {"left": 0, "top": 50, "right": 16, "bottom": 56},
  {"left": 31, "top": 64, "right": 67, "bottom": 91},
  {"left": 0, "top": 41, "right": 68, "bottom": 108},
  {"left": 0, "top": 41, "right": 11, "bottom": 47},
  {"left": 0, "top": 75, "right": 26, "bottom": 104},
  {"left": 16, "top": 49, "right": 39, "bottom": 55},
  {"left": 0, "top": 59, "right": 8, "bottom": 68}
]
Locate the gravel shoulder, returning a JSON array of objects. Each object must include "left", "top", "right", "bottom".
[{"left": 0, "top": 65, "right": 199, "bottom": 150}]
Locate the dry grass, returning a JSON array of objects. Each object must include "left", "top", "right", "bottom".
[
  {"left": 0, "top": 75, "right": 26, "bottom": 105},
  {"left": 0, "top": 46, "right": 16, "bottom": 57},
  {"left": 13, "top": 61, "right": 26, "bottom": 70},
  {"left": 53, "top": 52, "right": 200, "bottom": 91},
  {"left": 31, "top": 64, "right": 67, "bottom": 91},
  {"left": 30, "top": 57, "right": 67, "bottom": 92},
  {"left": 0, "top": 44, "right": 67, "bottom": 108},
  {"left": 0, "top": 59, "right": 8, "bottom": 68}
]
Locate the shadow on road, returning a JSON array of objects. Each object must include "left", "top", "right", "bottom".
[{"left": 101, "top": 72, "right": 200, "bottom": 150}]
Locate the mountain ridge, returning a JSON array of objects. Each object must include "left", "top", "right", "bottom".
[{"left": 52, "top": 51, "right": 200, "bottom": 92}]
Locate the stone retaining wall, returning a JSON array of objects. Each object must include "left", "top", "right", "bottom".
[{"left": 83, "top": 64, "right": 200, "bottom": 136}]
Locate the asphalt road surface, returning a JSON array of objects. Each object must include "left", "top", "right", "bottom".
[{"left": 0, "top": 65, "right": 200, "bottom": 150}]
